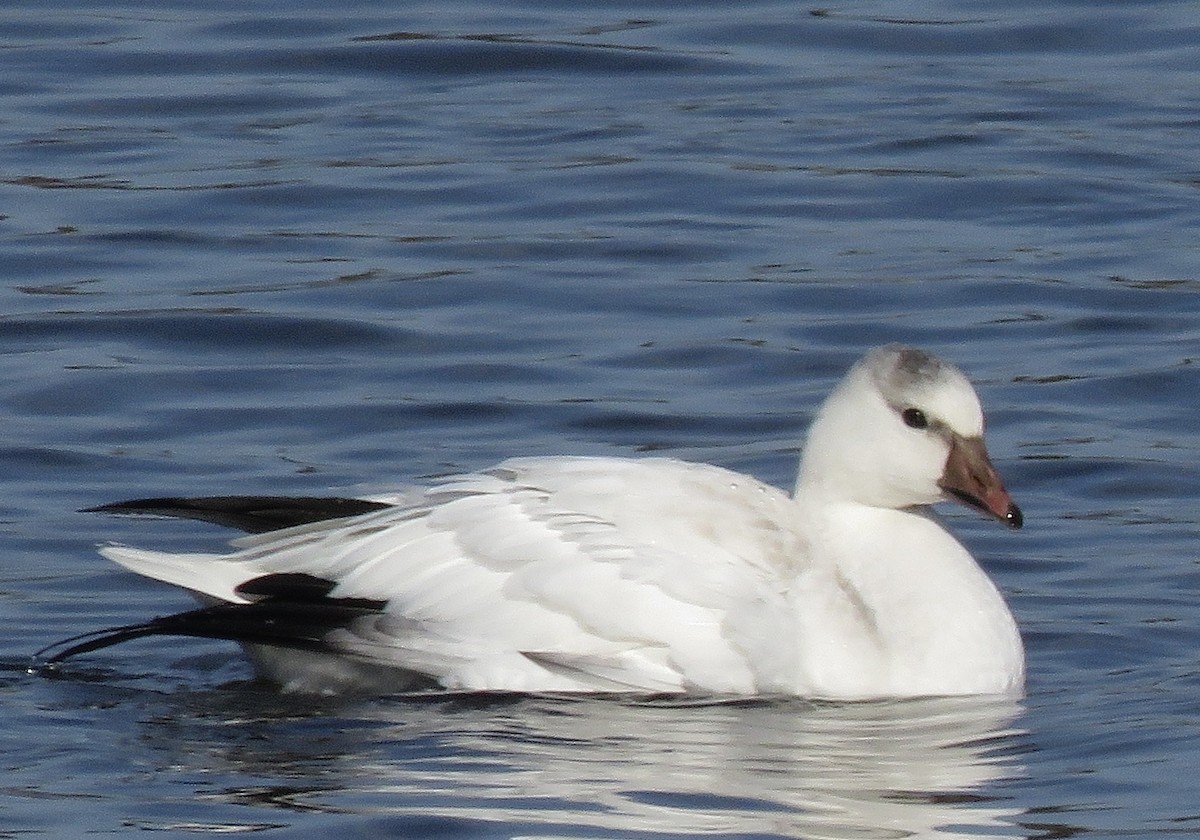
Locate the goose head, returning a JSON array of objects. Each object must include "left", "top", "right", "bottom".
[{"left": 796, "top": 345, "right": 1021, "bottom": 528}]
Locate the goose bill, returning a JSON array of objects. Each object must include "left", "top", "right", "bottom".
[{"left": 938, "top": 435, "right": 1023, "bottom": 529}]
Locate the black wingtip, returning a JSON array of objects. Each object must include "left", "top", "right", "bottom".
[
  {"left": 31, "top": 622, "right": 164, "bottom": 670},
  {"left": 32, "top": 587, "right": 390, "bottom": 676},
  {"left": 82, "top": 496, "right": 394, "bottom": 533}
]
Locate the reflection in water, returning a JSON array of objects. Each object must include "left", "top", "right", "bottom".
[{"left": 144, "top": 691, "right": 1027, "bottom": 838}]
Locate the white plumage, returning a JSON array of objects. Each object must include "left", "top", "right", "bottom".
[{"left": 53, "top": 345, "right": 1025, "bottom": 699}]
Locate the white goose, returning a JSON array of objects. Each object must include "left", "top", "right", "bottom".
[{"left": 40, "top": 345, "right": 1024, "bottom": 699}]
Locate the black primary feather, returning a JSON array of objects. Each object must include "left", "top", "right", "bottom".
[
  {"left": 32, "top": 573, "right": 388, "bottom": 669},
  {"left": 81, "top": 495, "right": 393, "bottom": 533}
]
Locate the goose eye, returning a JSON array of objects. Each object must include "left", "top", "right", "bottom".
[{"left": 901, "top": 407, "right": 928, "bottom": 429}]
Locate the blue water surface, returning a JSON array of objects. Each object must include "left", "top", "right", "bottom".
[{"left": 2, "top": 0, "right": 1199, "bottom": 836}]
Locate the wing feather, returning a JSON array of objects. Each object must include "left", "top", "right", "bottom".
[{"left": 81, "top": 456, "right": 808, "bottom": 692}]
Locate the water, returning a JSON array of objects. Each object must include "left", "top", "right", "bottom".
[{"left": 2, "top": 0, "right": 1199, "bottom": 836}]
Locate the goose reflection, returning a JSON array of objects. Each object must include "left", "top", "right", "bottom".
[{"left": 150, "top": 691, "right": 1027, "bottom": 838}]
